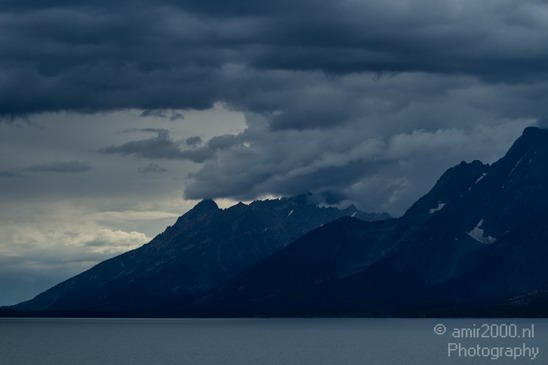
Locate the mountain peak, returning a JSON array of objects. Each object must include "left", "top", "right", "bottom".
[
  {"left": 523, "top": 125, "right": 547, "bottom": 135},
  {"left": 193, "top": 199, "right": 219, "bottom": 212},
  {"left": 516, "top": 126, "right": 548, "bottom": 146},
  {"left": 499, "top": 126, "right": 548, "bottom": 169}
]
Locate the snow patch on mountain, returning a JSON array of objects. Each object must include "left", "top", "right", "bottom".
[
  {"left": 429, "top": 202, "right": 446, "bottom": 214},
  {"left": 509, "top": 156, "right": 524, "bottom": 176},
  {"left": 475, "top": 173, "right": 487, "bottom": 184},
  {"left": 467, "top": 220, "right": 497, "bottom": 244}
]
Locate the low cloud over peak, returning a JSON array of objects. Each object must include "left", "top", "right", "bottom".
[{"left": 183, "top": 118, "right": 531, "bottom": 215}]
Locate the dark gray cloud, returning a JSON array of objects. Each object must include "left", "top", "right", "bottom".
[
  {"left": 120, "top": 128, "right": 169, "bottom": 134},
  {"left": 101, "top": 129, "right": 185, "bottom": 159},
  {"left": 140, "top": 109, "right": 184, "bottom": 121},
  {"left": 185, "top": 136, "right": 203, "bottom": 147},
  {"left": 24, "top": 160, "right": 91, "bottom": 173},
  {"left": 101, "top": 129, "right": 240, "bottom": 163},
  {"left": 0, "top": 171, "right": 27, "bottom": 179},
  {"left": 1, "top": 0, "right": 548, "bottom": 118},
  {"left": 0, "top": 161, "right": 91, "bottom": 177},
  {"left": 138, "top": 163, "right": 168, "bottom": 174}
]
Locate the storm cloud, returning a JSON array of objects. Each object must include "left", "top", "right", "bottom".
[
  {"left": 2, "top": 0, "right": 547, "bottom": 209},
  {"left": 2, "top": 0, "right": 548, "bottom": 117}
]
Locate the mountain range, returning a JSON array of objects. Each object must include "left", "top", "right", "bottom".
[
  {"left": 4, "top": 126, "right": 548, "bottom": 317},
  {"left": 9, "top": 194, "right": 388, "bottom": 315}
]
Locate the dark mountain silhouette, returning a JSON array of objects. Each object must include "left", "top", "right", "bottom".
[
  {"left": 177, "top": 127, "right": 548, "bottom": 317},
  {"left": 6, "top": 126, "right": 548, "bottom": 317},
  {"left": 12, "top": 194, "right": 388, "bottom": 315}
]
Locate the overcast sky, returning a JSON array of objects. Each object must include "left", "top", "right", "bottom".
[{"left": 1, "top": 0, "right": 547, "bottom": 305}]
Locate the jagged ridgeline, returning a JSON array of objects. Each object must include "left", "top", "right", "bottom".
[
  {"left": 12, "top": 194, "right": 388, "bottom": 315},
  {"left": 6, "top": 127, "right": 548, "bottom": 317},
  {"left": 186, "top": 127, "right": 548, "bottom": 317}
]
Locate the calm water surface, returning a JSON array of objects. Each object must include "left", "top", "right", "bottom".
[{"left": 0, "top": 318, "right": 545, "bottom": 364}]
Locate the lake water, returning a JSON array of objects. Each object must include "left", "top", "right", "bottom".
[{"left": 0, "top": 318, "right": 545, "bottom": 364}]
